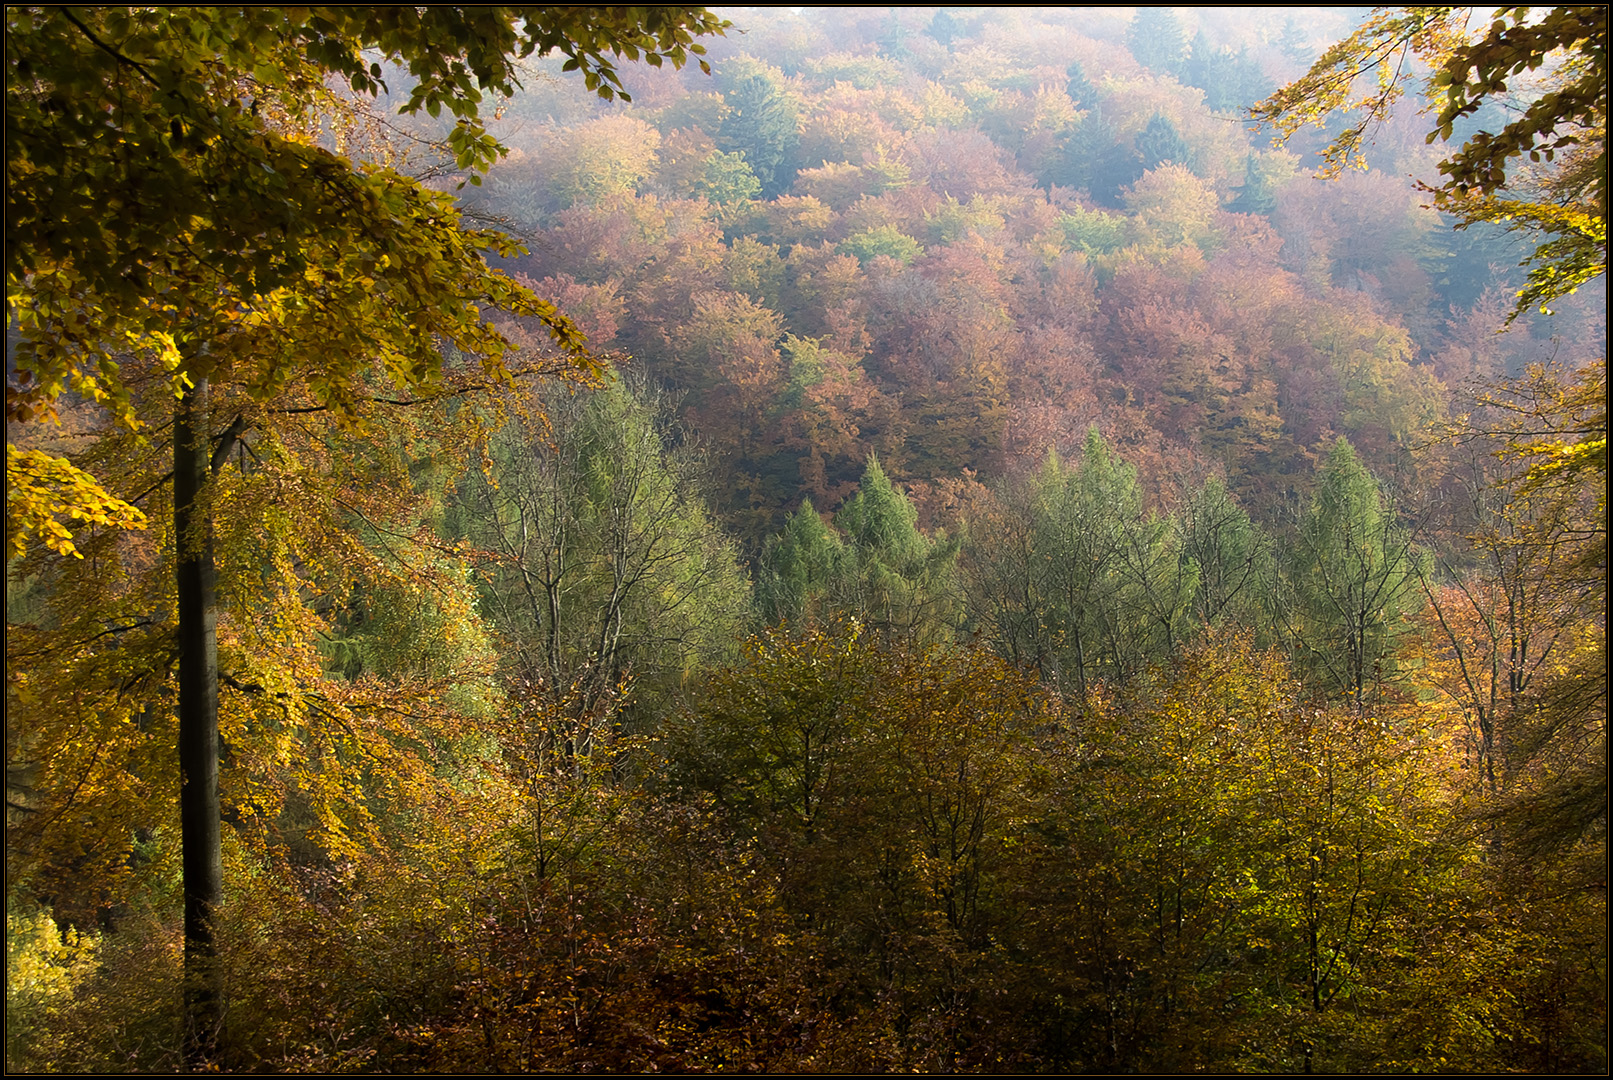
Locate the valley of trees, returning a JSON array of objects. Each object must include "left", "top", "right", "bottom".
[{"left": 6, "top": 5, "right": 1606, "bottom": 1073}]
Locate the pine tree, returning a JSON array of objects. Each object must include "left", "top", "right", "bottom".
[
  {"left": 1064, "top": 60, "right": 1098, "bottom": 109},
  {"left": 758, "top": 498, "right": 851, "bottom": 627},
  {"left": 1061, "top": 106, "right": 1142, "bottom": 206},
  {"left": 1228, "top": 152, "right": 1278, "bottom": 215},
  {"left": 928, "top": 8, "right": 961, "bottom": 49}
]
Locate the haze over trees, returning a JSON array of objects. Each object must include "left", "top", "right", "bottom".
[{"left": 6, "top": 5, "right": 1606, "bottom": 1073}]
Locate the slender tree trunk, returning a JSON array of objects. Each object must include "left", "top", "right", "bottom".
[{"left": 176, "top": 376, "right": 223, "bottom": 1066}]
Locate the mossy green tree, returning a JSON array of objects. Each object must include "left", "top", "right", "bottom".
[
  {"left": 756, "top": 498, "right": 851, "bottom": 628},
  {"left": 457, "top": 379, "right": 750, "bottom": 733},
  {"left": 963, "top": 429, "right": 1194, "bottom": 701},
  {"left": 836, "top": 455, "right": 960, "bottom": 644},
  {"left": 1283, "top": 438, "right": 1427, "bottom": 706}
]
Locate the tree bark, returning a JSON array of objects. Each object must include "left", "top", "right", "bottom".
[{"left": 176, "top": 376, "right": 223, "bottom": 1066}]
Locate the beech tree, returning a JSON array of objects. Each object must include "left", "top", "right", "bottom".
[
  {"left": 5, "top": 5, "right": 726, "bottom": 1063},
  {"left": 671, "top": 624, "right": 1047, "bottom": 1063},
  {"left": 1251, "top": 5, "right": 1606, "bottom": 319},
  {"left": 1032, "top": 633, "right": 1478, "bottom": 1072}
]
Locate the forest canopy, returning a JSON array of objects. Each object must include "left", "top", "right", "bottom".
[{"left": 5, "top": 5, "right": 1606, "bottom": 1074}]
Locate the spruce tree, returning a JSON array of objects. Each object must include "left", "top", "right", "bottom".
[
  {"left": 1064, "top": 59, "right": 1098, "bottom": 109},
  {"left": 1127, "top": 7, "right": 1188, "bottom": 78},
  {"left": 717, "top": 59, "right": 800, "bottom": 198},
  {"left": 758, "top": 498, "right": 851, "bottom": 627},
  {"left": 1136, "top": 113, "right": 1193, "bottom": 172},
  {"left": 836, "top": 455, "right": 958, "bottom": 643}
]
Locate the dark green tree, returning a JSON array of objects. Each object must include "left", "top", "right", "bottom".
[
  {"left": 928, "top": 8, "right": 962, "bottom": 49},
  {"left": 1127, "top": 7, "right": 1188, "bottom": 78},
  {"left": 1064, "top": 59, "right": 1098, "bottom": 109},
  {"left": 1278, "top": 16, "right": 1314, "bottom": 65},
  {"left": 1136, "top": 112, "right": 1194, "bottom": 172},
  {"left": 1228, "top": 152, "right": 1278, "bottom": 215},
  {"left": 1182, "top": 29, "right": 1219, "bottom": 98},
  {"left": 1184, "top": 33, "right": 1272, "bottom": 113},
  {"left": 757, "top": 497, "right": 851, "bottom": 627},
  {"left": 1422, "top": 214, "right": 1530, "bottom": 308},
  {"left": 716, "top": 58, "right": 800, "bottom": 198},
  {"left": 1059, "top": 106, "right": 1142, "bottom": 205}
]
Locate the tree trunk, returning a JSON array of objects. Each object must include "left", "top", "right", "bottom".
[{"left": 176, "top": 377, "right": 223, "bottom": 1066}]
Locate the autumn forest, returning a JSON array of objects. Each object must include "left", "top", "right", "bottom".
[{"left": 5, "top": 6, "right": 1607, "bottom": 1073}]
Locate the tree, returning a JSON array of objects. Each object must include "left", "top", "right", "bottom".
[
  {"left": 1284, "top": 439, "right": 1427, "bottom": 705},
  {"left": 1465, "top": 360, "right": 1607, "bottom": 879},
  {"left": 6, "top": 6, "right": 728, "bottom": 435},
  {"left": 835, "top": 455, "right": 960, "bottom": 644},
  {"left": 671, "top": 624, "right": 1047, "bottom": 1064},
  {"left": 5, "top": 6, "right": 727, "bottom": 1063},
  {"left": 757, "top": 498, "right": 851, "bottom": 627},
  {"left": 928, "top": 8, "right": 962, "bottom": 50},
  {"left": 1228, "top": 150, "right": 1297, "bottom": 215},
  {"left": 1079, "top": 108, "right": 1146, "bottom": 207},
  {"left": 455, "top": 379, "right": 750, "bottom": 731},
  {"left": 1064, "top": 60, "right": 1098, "bottom": 110},
  {"left": 694, "top": 149, "right": 764, "bottom": 207},
  {"left": 716, "top": 57, "right": 800, "bottom": 198},
  {"left": 6, "top": 385, "right": 518, "bottom": 1066},
  {"left": 1251, "top": 5, "right": 1606, "bottom": 320},
  {"left": 535, "top": 114, "right": 664, "bottom": 209},
  {"left": 1135, "top": 112, "right": 1194, "bottom": 173},
  {"left": 1127, "top": 7, "right": 1188, "bottom": 79},
  {"left": 1030, "top": 633, "right": 1474, "bottom": 1072},
  {"left": 962, "top": 430, "right": 1190, "bottom": 701},
  {"left": 839, "top": 225, "right": 925, "bottom": 267},
  {"left": 1122, "top": 164, "right": 1221, "bottom": 252},
  {"left": 1177, "top": 474, "right": 1274, "bottom": 634},
  {"left": 1183, "top": 33, "right": 1272, "bottom": 115},
  {"left": 1255, "top": 4, "right": 1606, "bottom": 889}
]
